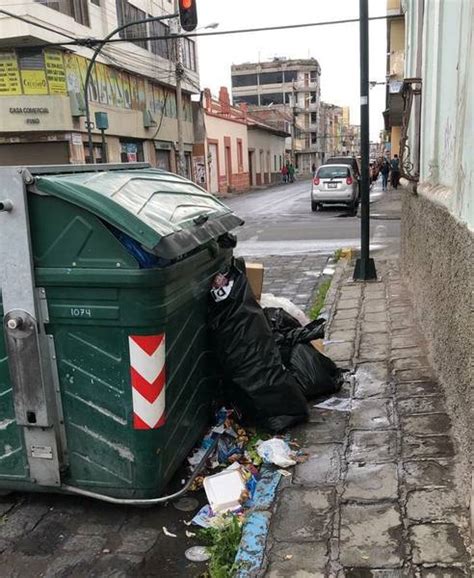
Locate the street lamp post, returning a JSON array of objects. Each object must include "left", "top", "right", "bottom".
[
  {"left": 353, "top": 0, "right": 377, "bottom": 280},
  {"left": 84, "top": 12, "right": 178, "bottom": 163}
]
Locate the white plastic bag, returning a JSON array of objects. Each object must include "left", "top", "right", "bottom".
[
  {"left": 256, "top": 438, "right": 297, "bottom": 468},
  {"left": 260, "top": 294, "right": 310, "bottom": 326}
]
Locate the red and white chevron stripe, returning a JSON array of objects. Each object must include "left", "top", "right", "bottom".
[{"left": 129, "top": 334, "right": 166, "bottom": 430}]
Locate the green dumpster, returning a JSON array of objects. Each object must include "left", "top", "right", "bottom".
[{"left": 0, "top": 164, "right": 242, "bottom": 500}]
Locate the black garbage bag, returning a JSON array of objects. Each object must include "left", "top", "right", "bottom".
[
  {"left": 209, "top": 259, "right": 308, "bottom": 432},
  {"left": 289, "top": 343, "right": 344, "bottom": 400},
  {"left": 264, "top": 307, "right": 326, "bottom": 365}
]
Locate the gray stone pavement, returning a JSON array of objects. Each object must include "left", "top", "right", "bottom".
[
  {"left": 263, "top": 258, "right": 472, "bottom": 578},
  {"left": 257, "top": 254, "right": 331, "bottom": 311}
]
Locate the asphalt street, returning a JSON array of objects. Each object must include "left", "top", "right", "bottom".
[{"left": 225, "top": 177, "right": 401, "bottom": 258}]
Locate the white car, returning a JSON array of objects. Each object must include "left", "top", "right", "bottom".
[{"left": 311, "top": 164, "right": 360, "bottom": 214}]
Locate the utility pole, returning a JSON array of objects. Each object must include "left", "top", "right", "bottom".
[
  {"left": 353, "top": 0, "right": 377, "bottom": 280},
  {"left": 174, "top": 0, "right": 185, "bottom": 177}
]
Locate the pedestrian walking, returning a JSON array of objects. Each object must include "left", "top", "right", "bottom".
[
  {"left": 281, "top": 164, "right": 288, "bottom": 183},
  {"left": 311, "top": 162, "right": 316, "bottom": 177},
  {"left": 390, "top": 154, "right": 400, "bottom": 189},
  {"left": 380, "top": 156, "right": 390, "bottom": 191},
  {"left": 288, "top": 163, "right": 295, "bottom": 183}
]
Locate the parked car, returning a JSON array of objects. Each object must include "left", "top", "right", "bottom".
[
  {"left": 325, "top": 155, "right": 361, "bottom": 179},
  {"left": 326, "top": 155, "right": 361, "bottom": 198},
  {"left": 311, "top": 164, "right": 359, "bottom": 214}
]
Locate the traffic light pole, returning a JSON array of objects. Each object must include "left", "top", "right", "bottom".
[
  {"left": 174, "top": 0, "right": 185, "bottom": 177},
  {"left": 353, "top": 0, "right": 377, "bottom": 280}
]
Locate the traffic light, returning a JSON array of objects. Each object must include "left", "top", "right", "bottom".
[{"left": 179, "top": 0, "right": 198, "bottom": 32}]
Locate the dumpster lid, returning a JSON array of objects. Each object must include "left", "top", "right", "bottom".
[{"left": 34, "top": 169, "right": 243, "bottom": 259}]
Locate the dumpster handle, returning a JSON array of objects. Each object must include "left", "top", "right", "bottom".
[{"left": 61, "top": 435, "right": 218, "bottom": 506}]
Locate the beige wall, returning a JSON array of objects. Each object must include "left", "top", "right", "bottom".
[
  {"left": 248, "top": 128, "right": 286, "bottom": 176},
  {"left": 204, "top": 114, "right": 249, "bottom": 176},
  {"left": 0, "top": 96, "right": 74, "bottom": 132}
]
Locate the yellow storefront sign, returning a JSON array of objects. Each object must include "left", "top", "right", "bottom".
[
  {"left": 44, "top": 49, "right": 67, "bottom": 95},
  {"left": 0, "top": 50, "right": 22, "bottom": 95},
  {"left": 21, "top": 70, "right": 48, "bottom": 95}
]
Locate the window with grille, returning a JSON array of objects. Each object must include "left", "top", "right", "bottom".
[
  {"left": 35, "top": 0, "right": 90, "bottom": 26},
  {"left": 182, "top": 38, "right": 196, "bottom": 71},
  {"left": 149, "top": 19, "right": 172, "bottom": 59},
  {"left": 116, "top": 0, "right": 147, "bottom": 49}
]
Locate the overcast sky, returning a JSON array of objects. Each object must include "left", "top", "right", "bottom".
[{"left": 196, "top": 0, "right": 387, "bottom": 141}]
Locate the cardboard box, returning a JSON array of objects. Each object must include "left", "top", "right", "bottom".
[
  {"left": 311, "top": 339, "right": 325, "bottom": 353},
  {"left": 246, "top": 262, "right": 264, "bottom": 301}
]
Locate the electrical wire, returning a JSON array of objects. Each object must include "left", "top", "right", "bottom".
[
  {"left": 0, "top": 14, "right": 393, "bottom": 50},
  {"left": 0, "top": 6, "right": 79, "bottom": 39}
]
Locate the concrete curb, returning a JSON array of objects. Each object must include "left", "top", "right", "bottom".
[{"left": 234, "top": 467, "right": 282, "bottom": 577}]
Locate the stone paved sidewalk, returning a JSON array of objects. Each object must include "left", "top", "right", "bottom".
[{"left": 264, "top": 258, "right": 471, "bottom": 577}]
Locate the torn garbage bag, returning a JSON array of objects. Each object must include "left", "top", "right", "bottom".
[
  {"left": 289, "top": 343, "right": 344, "bottom": 399},
  {"left": 264, "top": 308, "right": 325, "bottom": 365},
  {"left": 209, "top": 259, "right": 308, "bottom": 432}
]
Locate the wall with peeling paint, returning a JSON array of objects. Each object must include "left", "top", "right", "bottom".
[{"left": 401, "top": 0, "right": 473, "bottom": 498}]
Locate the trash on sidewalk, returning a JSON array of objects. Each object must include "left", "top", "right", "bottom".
[
  {"left": 313, "top": 397, "right": 351, "bottom": 412},
  {"left": 185, "top": 546, "right": 211, "bottom": 562},
  {"left": 289, "top": 343, "right": 344, "bottom": 399},
  {"left": 203, "top": 465, "right": 247, "bottom": 514},
  {"left": 260, "top": 293, "right": 310, "bottom": 326},
  {"left": 256, "top": 438, "right": 297, "bottom": 468},
  {"left": 209, "top": 258, "right": 309, "bottom": 433},
  {"left": 162, "top": 526, "right": 177, "bottom": 538}
]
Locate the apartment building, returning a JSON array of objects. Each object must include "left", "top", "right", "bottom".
[
  {"left": 231, "top": 57, "right": 321, "bottom": 174},
  {"left": 0, "top": 0, "right": 198, "bottom": 173}
]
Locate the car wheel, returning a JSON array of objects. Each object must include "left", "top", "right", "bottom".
[{"left": 311, "top": 201, "right": 319, "bottom": 212}]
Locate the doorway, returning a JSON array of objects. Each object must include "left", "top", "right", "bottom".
[
  {"left": 248, "top": 150, "right": 255, "bottom": 186},
  {"left": 208, "top": 142, "right": 219, "bottom": 193}
]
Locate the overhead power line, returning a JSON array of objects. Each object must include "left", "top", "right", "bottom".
[
  {"left": 0, "top": 13, "right": 393, "bottom": 50},
  {"left": 0, "top": 7, "right": 79, "bottom": 40}
]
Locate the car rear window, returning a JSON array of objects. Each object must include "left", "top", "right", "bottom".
[{"left": 317, "top": 166, "right": 350, "bottom": 179}]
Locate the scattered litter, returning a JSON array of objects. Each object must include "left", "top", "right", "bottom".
[
  {"left": 173, "top": 497, "right": 199, "bottom": 512},
  {"left": 284, "top": 554, "right": 294, "bottom": 561},
  {"left": 203, "top": 467, "right": 246, "bottom": 514},
  {"left": 183, "top": 519, "right": 192, "bottom": 526},
  {"left": 257, "top": 438, "right": 297, "bottom": 468},
  {"left": 185, "top": 530, "right": 196, "bottom": 538},
  {"left": 162, "top": 526, "right": 177, "bottom": 538},
  {"left": 185, "top": 546, "right": 211, "bottom": 563},
  {"left": 313, "top": 397, "right": 351, "bottom": 412},
  {"left": 192, "top": 504, "right": 215, "bottom": 528},
  {"left": 277, "top": 469, "right": 292, "bottom": 477},
  {"left": 322, "top": 267, "right": 335, "bottom": 276},
  {"left": 102, "top": 549, "right": 110, "bottom": 554}
]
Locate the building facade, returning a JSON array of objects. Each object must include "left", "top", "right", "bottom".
[
  {"left": 193, "top": 87, "right": 288, "bottom": 195},
  {"left": 231, "top": 58, "right": 321, "bottom": 174},
  {"left": 383, "top": 0, "right": 405, "bottom": 156},
  {"left": 0, "top": 0, "right": 198, "bottom": 172},
  {"left": 400, "top": 0, "right": 473, "bottom": 501}
]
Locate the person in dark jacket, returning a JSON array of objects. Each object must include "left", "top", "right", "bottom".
[
  {"left": 390, "top": 154, "right": 400, "bottom": 189},
  {"left": 380, "top": 157, "right": 390, "bottom": 191}
]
